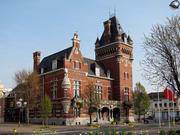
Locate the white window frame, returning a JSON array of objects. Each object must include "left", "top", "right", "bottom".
[
  {"left": 95, "top": 85, "right": 102, "bottom": 100},
  {"left": 51, "top": 80, "right": 58, "bottom": 100},
  {"left": 52, "top": 60, "right": 57, "bottom": 70},
  {"left": 73, "top": 81, "right": 80, "bottom": 97}
]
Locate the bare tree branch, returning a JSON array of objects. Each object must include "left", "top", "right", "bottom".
[{"left": 142, "top": 16, "right": 180, "bottom": 95}]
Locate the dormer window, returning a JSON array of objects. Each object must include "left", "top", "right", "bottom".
[
  {"left": 107, "top": 70, "right": 110, "bottom": 78},
  {"left": 124, "top": 36, "right": 127, "bottom": 44},
  {"left": 41, "top": 68, "right": 44, "bottom": 74},
  {"left": 52, "top": 60, "right": 57, "bottom": 70},
  {"left": 95, "top": 67, "right": 100, "bottom": 77}
]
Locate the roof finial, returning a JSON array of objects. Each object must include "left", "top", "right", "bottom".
[
  {"left": 109, "top": 9, "right": 111, "bottom": 19},
  {"left": 114, "top": 6, "right": 116, "bottom": 17},
  {"left": 73, "top": 31, "right": 79, "bottom": 40}
]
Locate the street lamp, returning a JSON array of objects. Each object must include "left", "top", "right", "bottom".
[
  {"left": 16, "top": 98, "right": 27, "bottom": 126},
  {"left": 169, "top": 0, "right": 180, "bottom": 9}
]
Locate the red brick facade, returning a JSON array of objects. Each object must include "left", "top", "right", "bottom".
[{"left": 31, "top": 16, "right": 134, "bottom": 125}]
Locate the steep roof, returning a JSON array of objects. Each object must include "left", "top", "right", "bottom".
[
  {"left": 99, "top": 16, "right": 124, "bottom": 46},
  {"left": 97, "top": 16, "right": 133, "bottom": 47},
  {"left": 83, "top": 57, "right": 107, "bottom": 77},
  {"left": 40, "top": 47, "right": 73, "bottom": 72}
]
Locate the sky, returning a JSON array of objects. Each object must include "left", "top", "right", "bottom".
[{"left": 0, "top": 0, "right": 179, "bottom": 92}]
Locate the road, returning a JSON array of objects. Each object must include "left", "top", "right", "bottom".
[{"left": 0, "top": 122, "right": 179, "bottom": 134}]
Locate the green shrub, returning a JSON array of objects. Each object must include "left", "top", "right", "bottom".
[
  {"left": 168, "top": 129, "right": 176, "bottom": 135},
  {"left": 120, "top": 131, "right": 127, "bottom": 135},
  {"left": 159, "top": 129, "right": 166, "bottom": 135},
  {"left": 127, "top": 132, "right": 134, "bottom": 135}
]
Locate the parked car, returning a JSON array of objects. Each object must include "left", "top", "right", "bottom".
[{"left": 142, "top": 116, "right": 154, "bottom": 124}]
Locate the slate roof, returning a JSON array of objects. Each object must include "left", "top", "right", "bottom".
[
  {"left": 96, "top": 16, "right": 133, "bottom": 46},
  {"left": 83, "top": 57, "right": 107, "bottom": 77},
  {"left": 39, "top": 47, "right": 108, "bottom": 78},
  {"left": 39, "top": 47, "right": 73, "bottom": 72},
  {"left": 99, "top": 16, "right": 125, "bottom": 46}
]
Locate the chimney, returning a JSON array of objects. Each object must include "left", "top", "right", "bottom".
[
  {"left": 103, "top": 20, "right": 111, "bottom": 44},
  {"left": 72, "top": 32, "right": 80, "bottom": 48},
  {"left": 33, "top": 51, "right": 41, "bottom": 72}
]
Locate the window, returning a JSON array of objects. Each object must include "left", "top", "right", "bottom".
[
  {"left": 52, "top": 60, "right": 57, "bottom": 70},
  {"left": 95, "top": 85, "right": 102, "bottom": 100},
  {"left": 164, "top": 103, "right": 167, "bottom": 107},
  {"left": 73, "top": 61, "right": 81, "bottom": 69},
  {"left": 124, "top": 72, "right": 129, "bottom": 80},
  {"left": 51, "top": 79, "right": 58, "bottom": 100},
  {"left": 174, "top": 103, "right": 176, "bottom": 107},
  {"left": 159, "top": 103, "right": 162, "bottom": 107},
  {"left": 154, "top": 103, "right": 157, "bottom": 108},
  {"left": 74, "top": 108, "right": 80, "bottom": 117},
  {"left": 169, "top": 103, "right": 172, "bottom": 107},
  {"left": 108, "top": 87, "right": 112, "bottom": 100},
  {"left": 73, "top": 81, "right": 80, "bottom": 97},
  {"left": 95, "top": 67, "right": 100, "bottom": 76},
  {"left": 107, "top": 70, "right": 110, "bottom": 78},
  {"left": 124, "top": 88, "right": 129, "bottom": 101},
  {"left": 41, "top": 68, "right": 44, "bottom": 74}
]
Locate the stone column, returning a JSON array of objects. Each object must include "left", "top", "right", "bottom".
[{"left": 61, "top": 69, "right": 71, "bottom": 114}]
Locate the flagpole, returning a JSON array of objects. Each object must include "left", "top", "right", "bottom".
[
  {"left": 157, "top": 88, "right": 161, "bottom": 128},
  {"left": 168, "top": 89, "right": 171, "bottom": 129}
]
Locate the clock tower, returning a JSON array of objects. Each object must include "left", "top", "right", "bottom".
[{"left": 95, "top": 16, "right": 133, "bottom": 120}]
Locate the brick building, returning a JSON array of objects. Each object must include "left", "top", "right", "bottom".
[{"left": 31, "top": 16, "right": 134, "bottom": 125}]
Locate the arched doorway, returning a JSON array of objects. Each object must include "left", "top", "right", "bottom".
[
  {"left": 113, "top": 107, "right": 120, "bottom": 121},
  {"left": 101, "top": 107, "right": 110, "bottom": 121}
]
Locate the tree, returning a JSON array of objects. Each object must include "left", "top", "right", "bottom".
[
  {"left": 143, "top": 16, "right": 180, "bottom": 95},
  {"left": 14, "top": 69, "right": 40, "bottom": 124},
  {"left": 133, "top": 82, "right": 150, "bottom": 121},
  {"left": 82, "top": 81, "right": 100, "bottom": 125},
  {"left": 40, "top": 95, "right": 52, "bottom": 126}
]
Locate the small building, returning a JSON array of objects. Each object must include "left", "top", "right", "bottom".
[
  {"left": 148, "top": 92, "right": 180, "bottom": 121},
  {"left": 4, "top": 84, "right": 26, "bottom": 123},
  {"left": 0, "top": 82, "right": 5, "bottom": 123}
]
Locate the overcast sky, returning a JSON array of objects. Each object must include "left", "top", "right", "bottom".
[{"left": 0, "top": 0, "right": 179, "bottom": 92}]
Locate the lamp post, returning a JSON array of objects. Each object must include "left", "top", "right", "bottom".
[
  {"left": 16, "top": 98, "right": 27, "bottom": 126},
  {"left": 169, "top": 0, "right": 180, "bottom": 9}
]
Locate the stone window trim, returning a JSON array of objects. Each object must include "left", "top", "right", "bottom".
[
  {"left": 73, "top": 61, "right": 81, "bottom": 70},
  {"left": 124, "top": 87, "right": 129, "bottom": 102},
  {"left": 95, "top": 85, "right": 102, "bottom": 100},
  {"left": 124, "top": 72, "right": 129, "bottom": 80},
  {"left": 73, "top": 80, "right": 81, "bottom": 97},
  {"left": 51, "top": 79, "right": 58, "bottom": 100}
]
